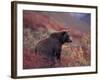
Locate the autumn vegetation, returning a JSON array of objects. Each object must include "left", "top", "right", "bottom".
[{"left": 23, "top": 11, "right": 91, "bottom": 69}]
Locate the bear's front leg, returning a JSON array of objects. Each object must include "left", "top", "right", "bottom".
[{"left": 55, "top": 48, "right": 61, "bottom": 66}]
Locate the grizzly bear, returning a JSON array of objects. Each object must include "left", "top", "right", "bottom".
[{"left": 35, "top": 31, "right": 72, "bottom": 68}]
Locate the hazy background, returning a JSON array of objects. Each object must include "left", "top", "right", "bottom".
[{"left": 36, "top": 11, "right": 91, "bottom": 33}]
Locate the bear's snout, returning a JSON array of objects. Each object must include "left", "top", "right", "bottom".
[{"left": 67, "top": 39, "right": 72, "bottom": 42}]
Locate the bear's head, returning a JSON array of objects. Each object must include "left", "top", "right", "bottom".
[{"left": 50, "top": 31, "right": 72, "bottom": 44}]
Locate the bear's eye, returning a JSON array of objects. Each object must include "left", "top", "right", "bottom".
[{"left": 65, "top": 35, "right": 69, "bottom": 38}]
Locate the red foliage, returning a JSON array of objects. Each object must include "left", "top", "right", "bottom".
[
  {"left": 23, "top": 11, "right": 91, "bottom": 69},
  {"left": 23, "top": 48, "right": 56, "bottom": 69}
]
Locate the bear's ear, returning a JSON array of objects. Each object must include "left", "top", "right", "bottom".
[
  {"left": 50, "top": 31, "right": 67, "bottom": 39},
  {"left": 61, "top": 31, "right": 66, "bottom": 36}
]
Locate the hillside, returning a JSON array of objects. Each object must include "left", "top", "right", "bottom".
[{"left": 23, "top": 11, "right": 91, "bottom": 69}]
